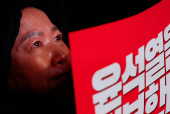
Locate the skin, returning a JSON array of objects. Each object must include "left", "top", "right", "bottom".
[{"left": 8, "top": 7, "right": 73, "bottom": 97}]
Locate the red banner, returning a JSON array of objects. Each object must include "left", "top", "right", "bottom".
[{"left": 69, "top": 0, "right": 170, "bottom": 114}]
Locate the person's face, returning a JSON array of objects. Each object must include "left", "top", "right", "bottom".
[{"left": 8, "top": 7, "right": 73, "bottom": 97}]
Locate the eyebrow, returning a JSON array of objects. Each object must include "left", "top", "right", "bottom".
[
  {"left": 23, "top": 26, "right": 59, "bottom": 41},
  {"left": 25, "top": 31, "right": 43, "bottom": 40},
  {"left": 51, "top": 26, "right": 59, "bottom": 32}
]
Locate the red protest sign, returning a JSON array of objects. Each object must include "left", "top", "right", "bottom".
[{"left": 69, "top": 0, "right": 170, "bottom": 114}]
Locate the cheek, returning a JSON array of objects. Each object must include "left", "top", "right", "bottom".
[
  {"left": 27, "top": 48, "right": 52, "bottom": 71},
  {"left": 26, "top": 54, "right": 51, "bottom": 74},
  {"left": 32, "top": 56, "right": 49, "bottom": 69},
  {"left": 25, "top": 54, "right": 52, "bottom": 91},
  {"left": 11, "top": 52, "right": 52, "bottom": 92}
]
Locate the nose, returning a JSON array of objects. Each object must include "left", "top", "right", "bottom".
[{"left": 51, "top": 48, "right": 67, "bottom": 66}]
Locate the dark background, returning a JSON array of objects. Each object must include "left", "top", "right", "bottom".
[{"left": 63, "top": 0, "right": 161, "bottom": 32}]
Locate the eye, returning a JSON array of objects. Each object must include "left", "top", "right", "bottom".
[
  {"left": 32, "top": 41, "right": 42, "bottom": 47},
  {"left": 55, "top": 35, "right": 62, "bottom": 41},
  {"left": 55, "top": 36, "right": 59, "bottom": 41}
]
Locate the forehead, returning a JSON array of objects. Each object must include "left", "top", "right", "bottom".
[{"left": 20, "top": 7, "right": 53, "bottom": 32}]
